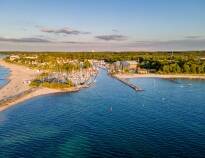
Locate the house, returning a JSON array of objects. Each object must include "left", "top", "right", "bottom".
[
  {"left": 113, "top": 61, "right": 121, "bottom": 70},
  {"left": 9, "top": 55, "right": 20, "bottom": 61},
  {"left": 121, "top": 61, "right": 139, "bottom": 70},
  {"left": 200, "top": 57, "right": 205, "bottom": 61},
  {"left": 24, "top": 56, "right": 38, "bottom": 59},
  {"left": 148, "top": 69, "right": 157, "bottom": 73},
  {"left": 137, "top": 68, "right": 148, "bottom": 74},
  {"left": 108, "top": 64, "right": 115, "bottom": 73},
  {"left": 109, "top": 60, "right": 139, "bottom": 73}
]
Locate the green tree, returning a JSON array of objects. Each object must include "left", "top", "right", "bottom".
[
  {"left": 169, "top": 63, "right": 181, "bottom": 73},
  {"left": 183, "top": 64, "right": 190, "bottom": 73},
  {"left": 197, "top": 65, "right": 204, "bottom": 74},
  {"left": 190, "top": 64, "right": 197, "bottom": 73},
  {"left": 163, "top": 65, "right": 170, "bottom": 73},
  {"left": 175, "top": 63, "right": 181, "bottom": 73},
  {"left": 83, "top": 60, "right": 91, "bottom": 68}
]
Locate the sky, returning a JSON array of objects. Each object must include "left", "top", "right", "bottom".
[{"left": 0, "top": 0, "right": 205, "bottom": 51}]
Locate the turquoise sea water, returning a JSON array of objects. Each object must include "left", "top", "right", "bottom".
[
  {"left": 0, "top": 69, "right": 205, "bottom": 158},
  {"left": 0, "top": 66, "right": 9, "bottom": 87},
  {"left": 0, "top": 55, "right": 9, "bottom": 87}
]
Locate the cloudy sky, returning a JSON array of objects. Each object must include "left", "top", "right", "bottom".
[{"left": 0, "top": 0, "right": 205, "bottom": 51}]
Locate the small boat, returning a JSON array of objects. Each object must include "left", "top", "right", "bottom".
[{"left": 110, "top": 106, "right": 112, "bottom": 112}]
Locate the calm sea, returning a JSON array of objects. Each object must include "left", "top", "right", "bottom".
[
  {"left": 0, "top": 69, "right": 205, "bottom": 158},
  {"left": 0, "top": 65, "right": 9, "bottom": 87}
]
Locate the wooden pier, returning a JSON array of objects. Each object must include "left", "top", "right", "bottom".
[{"left": 112, "top": 76, "right": 143, "bottom": 92}]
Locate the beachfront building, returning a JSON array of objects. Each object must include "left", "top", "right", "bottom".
[
  {"left": 148, "top": 69, "right": 157, "bottom": 73},
  {"left": 9, "top": 55, "right": 20, "bottom": 61},
  {"left": 111, "top": 61, "right": 139, "bottom": 73},
  {"left": 24, "top": 56, "right": 38, "bottom": 59},
  {"left": 137, "top": 68, "right": 148, "bottom": 74},
  {"left": 113, "top": 61, "right": 122, "bottom": 72},
  {"left": 200, "top": 57, "right": 205, "bottom": 61},
  {"left": 109, "top": 60, "right": 157, "bottom": 74},
  {"left": 91, "top": 60, "right": 106, "bottom": 68},
  {"left": 121, "top": 61, "right": 139, "bottom": 71}
]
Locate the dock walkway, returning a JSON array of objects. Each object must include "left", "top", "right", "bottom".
[{"left": 112, "top": 76, "right": 143, "bottom": 92}]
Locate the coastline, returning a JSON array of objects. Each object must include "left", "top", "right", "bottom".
[
  {"left": 0, "top": 87, "right": 80, "bottom": 112},
  {"left": 114, "top": 73, "right": 205, "bottom": 80},
  {"left": 0, "top": 59, "right": 79, "bottom": 112}
]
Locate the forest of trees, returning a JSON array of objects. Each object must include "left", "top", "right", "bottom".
[
  {"left": 140, "top": 58, "right": 205, "bottom": 74},
  {"left": 1, "top": 51, "right": 205, "bottom": 74}
]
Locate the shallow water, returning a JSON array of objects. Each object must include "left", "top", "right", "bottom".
[
  {"left": 0, "top": 65, "right": 9, "bottom": 87},
  {"left": 0, "top": 70, "right": 205, "bottom": 158}
]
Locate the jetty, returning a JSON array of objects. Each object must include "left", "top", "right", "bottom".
[{"left": 112, "top": 76, "right": 143, "bottom": 92}]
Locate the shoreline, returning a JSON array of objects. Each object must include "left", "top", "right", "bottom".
[
  {"left": 0, "top": 59, "right": 80, "bottom": 112},
  {"left": 114, "top": 73, "right": 205, "bottom": 80},
  {"left": 0, "top": 87, "right": 80, "bottom": 112}
]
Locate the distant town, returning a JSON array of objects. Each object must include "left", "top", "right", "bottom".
[{"left": 1, "top": 51, "right": 204, "bottom": 93}]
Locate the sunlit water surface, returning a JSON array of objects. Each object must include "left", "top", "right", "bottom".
[
  {"left": 0, "top": 70, "right": 205, "bottom": 158},
  {"left": 0, "top": 65, "right": 9, "bottom": 87}
]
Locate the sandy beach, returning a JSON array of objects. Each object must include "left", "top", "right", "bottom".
[
  {"left": 114, "top": 73, "right": 205, "bottom": 79},
  {"left": 0, "top": 59, "right": 79, "bottom": 112}
]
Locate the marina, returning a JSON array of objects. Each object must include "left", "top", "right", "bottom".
[{"left": 0, "top": 0, "right": 205, "bottom": 157}]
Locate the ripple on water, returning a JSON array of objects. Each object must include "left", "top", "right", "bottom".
[{"left": 0, "top": 70, "right": 205, "bottom": 157}]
